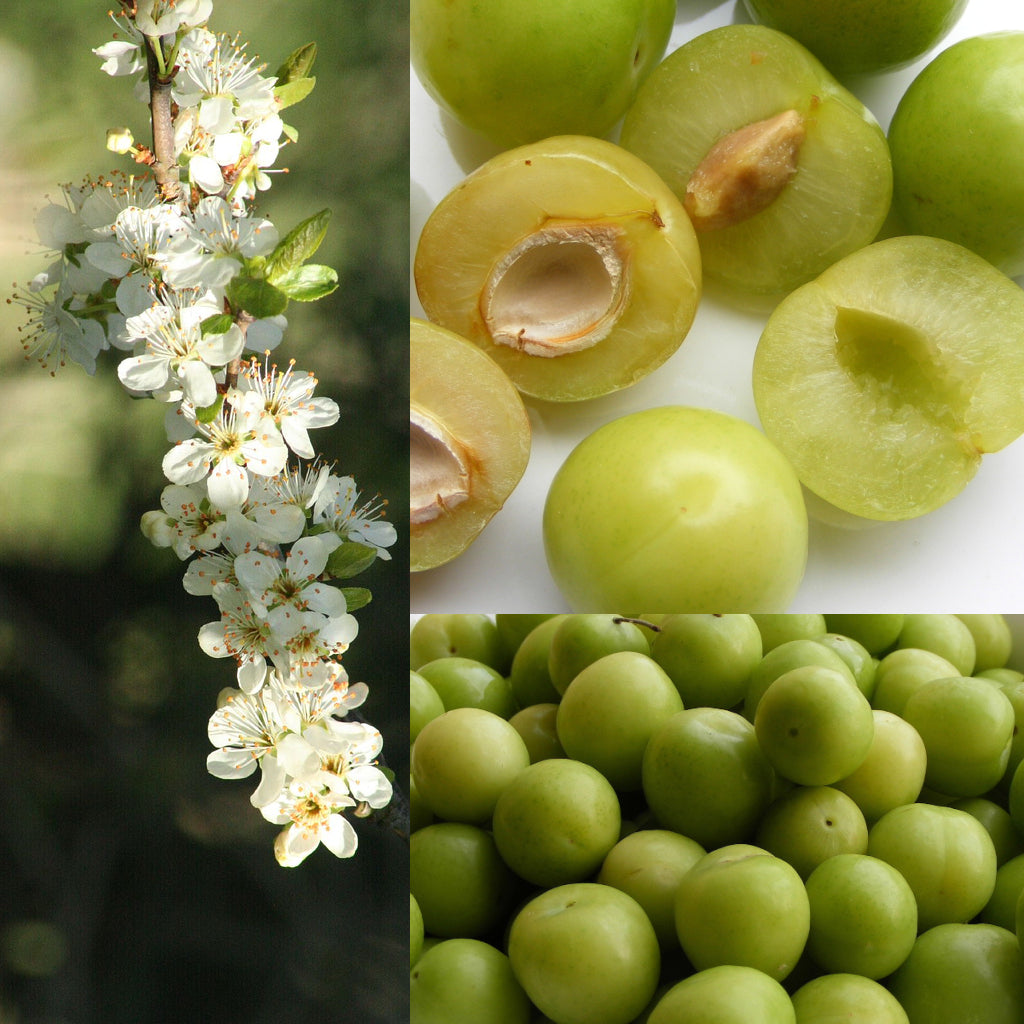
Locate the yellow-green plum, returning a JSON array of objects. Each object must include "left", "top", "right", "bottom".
[
  {"left": 901, "top": 675, "right": 1014, "bottom": 797},
  {"left": 870, "top": 647, "right": 960, "bottom": 717},
  {"left": 648, "top": 965, "right": 796, "bottom": 1024},
  {"left": 415, "top": 656, "right": 517, "bottom": 718},
  {"left": 743, "top": 639, "right": 857, "bottom": 722},
  {"left": 804, "top": 853, "right": 917, "bottom": 979},
  {"left": 867, "top": 803, "right": 997, "bottom": 931},
  {"left": 410, "top": 670, "right": 445, "bottom": 744},
  {"left": 649, "top": 614, "right": 763, "bottom": 709},
  {"left": 508, "top": 703, "right": 564, "bottom": 763},
  {"left": 411, "top": 0, "right": 675, "bottom": 149},
  {"left": 547, "top": 615, "right": 650, "bottom": 696},
  {"left": 755, "top": 786, "right": 868, "bottom": 881},
  {"left": 597, "top": 829, "right": 706, "bottom": 948},
  {"left": 555, "top": 651, "right": 683, "bottom": 791},
  {"left": 889, "top": 33, "right": 1024, "bottom": 277},
  {"left": 950, "top": 798, "right": 1023, "bottom": 868},
  {"left": 494, "top": 614, "right": 558, "bottom": 667},
  {"left": 888, "top": 923, "right": 1024, "bottom": 1024},
  {"left": 743, "top": 0, "right": 967, "bottom": 76},
  {"left": 491, "top": 758, "right": 621, "bottom": 887},
  {"left": 813, "top": 633, "right": 877, "bottom": 700},
  {"left": 832, "top": 710, "right": 927, "bottom": 824},
  {"left": 411, "top": 937, "right": 532, "bottom": 1024},
  {"left": 411, "top": 893, "right": 424, "bottom": 968},
  {"left": 956, "top": 614, "right": 1012, "bottom": 673},
  {"left": 508, "top": 615, "right": 567, "bottom": 708},
  {"left": 411, "top": 708, "right": 530, "bottom": 824},
  {"left": 409, "top": 822, "right": 521, "bottom": 938},
  {"left": 507, "top": 882, "right": 661, "bottom": 1024},
  {"left": 791, "top": 974, "right": 909, "bottom": 1024},
  {"left": 752, "top": 614, "right": 827, "bottom": 653},
  {"left": 825, "top": 614, "right": 904, "bottom": 655},
  {"left": 543, "top": 406, "right": 807, "bottom": 613},
  {"left": 642, "top": 708, "right": 775, "bottom": 850},
  {"left": 410, "top": 613, "right": 505, "bottom": 672},
  {"left": 674, "top": 844, "right": 810, "bottom": 981},
  {"left": 978, "top": 853, "right": 1024, "bottom": 933},
  {"left": 896, "top": 615, "right": 977, "bottom": 677},
  {"left": 754, "top": 666, "right": 874, "bottom": 787}
]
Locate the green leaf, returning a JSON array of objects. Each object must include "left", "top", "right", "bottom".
[
  {"left": 195, "top": 394, "right": 224, "bottom": 423},
  {"left": 275, "top": 76, "right": 316, "bottom": 111},
  {"left": 265, "top": 208, "right": 332, "bottom": 283},
  {"left": 340, "top": 587, "right": 372, "bottom": 613},
  {"left": 275, "top": 42, "right": 317, "bottom": 84},
  {"left": 226, "top": 275, "right": 289, "bottom": 319},
  {"left": 273, "top": 264, "right": 338, "bottom": 302},
  {"left": 200, "top": 312, "right": 235, "bottom": 336},
  {"left": 325, "top": 541, "right": 379, "bottom": 580},
  {"left": 282, "top": 122, "right": 299, "bottom": 144}
]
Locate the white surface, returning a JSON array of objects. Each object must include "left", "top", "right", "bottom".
[{"left": 411, "top": 0, "right": 1024, "bottom": 613}]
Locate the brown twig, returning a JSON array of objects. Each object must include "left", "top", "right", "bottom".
[{"left": 145, "top": 37, "right": 182, "bottom": 202}]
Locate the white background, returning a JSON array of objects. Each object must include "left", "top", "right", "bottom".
[{"left": 411, "top": 0, "right": 1024, "bottom": 613}]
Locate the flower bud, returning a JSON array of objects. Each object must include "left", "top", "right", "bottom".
[{"left": 106, "top": 127, "right": 135, "bottom": 154}]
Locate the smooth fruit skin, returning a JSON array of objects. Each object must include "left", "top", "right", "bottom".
[
  {"left": 887, "top": 923, "right": 1024, "bottom": 1024},
  {"left": 743, "top": 0, "right": 967, "bottom": 76},
  {"left": 543, "top": 406, "right": 807, "bottom": 613},
  {"left": 647, "top": 965, "right": 796, "bottom": 1024},
  {"left": 410, "top": 613, "right": 506, "bottom": 673},
  {"left": 547, "top": 615, "right": 650, "bottom": 696},
  {"left": 889, "top": 32, "right": 1024, "bottom": 277},
  {"left": 507, "top": 882, "right": 661, "bottom": 1024},
  {"left": 411, "top": 0, "right": 675, "bottom": 149},
  {"left": 410, "top": 937, "right": 532, "bottom": 1024},
  {"left": 791, "top": 973, "right": 909, "bottom": 1024}
]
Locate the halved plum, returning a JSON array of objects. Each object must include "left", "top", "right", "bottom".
[
  {"left": 413, "top": 135, "right": 701, "bottom": 402},
  {"left": 410, "top": 317, "right": 531, "bottom": 571},
  {"left": 752, "top": 235, "right": 1024, "bottom": 520},
  {"left": 619, "top": 24, "right": 892, "bottom": 295}
]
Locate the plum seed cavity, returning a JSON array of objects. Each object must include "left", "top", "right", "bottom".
[
  {"left": 685, "top": 108, "right": 805, "bottom": 231},
  {"left": 410, "top": 403, "right": 471, "bottom": 526},
  {"left": 481, "top": 220, "right": 631, "bottom": 358}
]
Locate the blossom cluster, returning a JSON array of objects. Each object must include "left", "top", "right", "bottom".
[{"left": 11, "top": 0, "right": 397, "bottom": 866}]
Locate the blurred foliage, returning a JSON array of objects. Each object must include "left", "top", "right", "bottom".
[{"left": 0, "top": 3, "right": 409, "bottom": 1022}]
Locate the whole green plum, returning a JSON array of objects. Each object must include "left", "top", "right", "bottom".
[
  {"left": 411, "top": 0, "right": 675, "bottom": 149},
  {"left": 889, "top": 32, "right": 1024, "bottom": 277}
]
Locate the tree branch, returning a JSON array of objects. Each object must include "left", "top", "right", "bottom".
[{"left": 146, "top": 37, "right": 182, "bottom": 202}]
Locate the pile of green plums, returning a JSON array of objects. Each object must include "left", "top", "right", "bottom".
[{"left": 410, "top": 612, "right": 1024, "bottom": 1024}]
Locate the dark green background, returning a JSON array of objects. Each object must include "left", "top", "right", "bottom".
[{"left": 0, "top": 3, "right": 409, "bottom": 1021}]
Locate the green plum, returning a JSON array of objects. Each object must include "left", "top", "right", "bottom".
[
  {"left": 491, "top": 758, "right": 621, "bottom": 887},
  {"left": 755, "top": 786, "right": 868, "bottom": 881},
  {"left": 555, "top": 651, "right": 683, "bottom": 791},
  {"left": 889, "top": 32, "right": 1024, "bottom": 277},
  {"left": 648, "top": 965, "right": 796, "bottom": 1024},
  {"left": 642, "top": 707, "right": 775, "bottom": 849},
  {"left": 752, "top": 235, "right": 1024, "bottom": 521},
  {"left": 901, "top": 675, "right": 1014, "bottom": 797},
  {"left": 804, "top": 853, "right": 918, "bottom": 979},
  {"left": 754, "top": 665, "right": 874, "bottom": 787},
  {"left": 833, "top": 710, "right": 927, "bottom": 824},
  {"left": 956, "top": 614, "right": 1012, "bottom": 673},
  {"left": 410, "top": 670, "right": 445, "bottom": 744},
  {"left": 649, "top": 614, "right": 763, "bottom": 709},
  {"left": 896, "top": 615, "right": 977, "bottom": 677},
  {"left": 743, "top": 639, "right": 857, "bottom": 722},
  {"left": 950, "top": 797, "right": 1023, "bottom": 867},
  {"left": 978, "top": 853, "right": 1024, "bottom": 933},
  {"left": 410, "top": 613, "right": 506, "bottom": 672},
  {"left": 507, "top": 882, "right": 661, "bottom": 1024},
  {"left": 743, "top": 0, "right": 967, "bottom": 76},
  {"left": 543, "top": 406, "right": 808, "bottom": 613},
  {"left": 824, "top": 614, "right": 904, "bottom": 655},
  {"left": 547, "top": 615, "right": 650, "bottom": 696},
  {"left": 870, "top": 647, "right": 960, "bottom": 717},
  {"left": 495, "top": 614, "right": 558, "bottom": 666},
  {"left": 620, "top": 24, "right": 891, "bottom": 295},
  {"left": 888, "top": 923, "right": 1024, "bottom": 1024},
  {"left": 813, "top": 633, "right": 877, "bottom": 700},
  {"left": 751, "top": 615, "right": 827, "bottom": 653},
  {"left": 791, "top": 974, "right": 909, "bottom": 1024},
  {"left": 415, "top": 656, "right": 517, "bottom": 718},
  {"left": 507, "top": 703, "right": 564, "bottom": 763},
  {"left": 410, "top": 822, "right": 521, "bottom": 939},
  {"left": 411, "top": 938, "right": 532, "bottom": 1024},
  {"left": 411, "top": 893, "right": 424, "bottom": 967},
  {"left": 674, "top": 844, "right": 810, "bottom": 981},
  {"left": 867, "top": 803, "right": 997, "bottom": 931},
  {"left": 411, "top": 0, "right": 675, "bottom": 149},
  {"left": 597, "top": 830, "right": 706, "bottom": 948},
  {"left": 411, "top": 707, "right": 531, "bottom": 824},
  {"left": 508, "top": 615, "right": 568, "bottom": 707}
]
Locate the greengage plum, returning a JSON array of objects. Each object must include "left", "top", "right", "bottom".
[
  {"left": 543, "top": 406, "right": 807, "bottom": 612},
  {"left": 410, "top": 318, "right": 530, "bottom": 571},
  {"left": 648, "top": 965, "right": 796, "bottom": 1024},
  {"left": 743, "top": 0, "right": 967, "bottom": 76},
  {"left": 547, "top": 614, "right": 650, "bottom": 696},
  {"left": 414, "top": 136, "right": 701, "bottom": 401},
  {"left": 752, "top": 235, "right": 1024, "bottom": 520},
  {"left": 410, "top": 0, "right": 675, "bottom": 149},
  {"left": 889, "top": 32, "right": 1024, "bottom": 277},
  {"left": 619, "top": 24, "right": 891, "bottom": 294}
]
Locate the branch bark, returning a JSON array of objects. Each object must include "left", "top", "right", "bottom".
[{"left": 146, "top": 37, "right": 182, "bottom": 202}]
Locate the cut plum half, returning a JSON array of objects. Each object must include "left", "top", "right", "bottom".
[
  {"left": 619, "top": 24, "right": 892, "bottom": 295},
  {"left": 414, "top": 135, "right": 701, "bottom": 402},
  {"left": 752, "top": 235, "right": 1024, "bottom": 520},
  {"left": 410, "top": 317, "right": 531, "bottom": 571}
]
